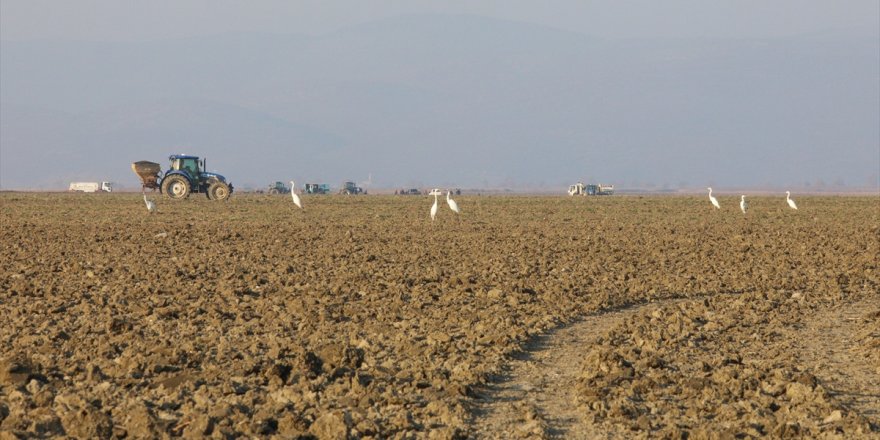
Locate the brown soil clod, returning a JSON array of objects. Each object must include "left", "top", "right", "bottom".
[
  {"left": 471, "top": 301, "right": 676, "bottom": 439},
  {"left": 0, "top": 193, "right": 877, "bottom": 438}
]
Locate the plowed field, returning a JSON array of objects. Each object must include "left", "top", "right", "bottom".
[{"left": 1, "top": 193, "right": 877, "bottom": 438}]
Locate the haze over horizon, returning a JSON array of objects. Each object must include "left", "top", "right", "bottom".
[{"left": 1, "top": 1, "right": 878, "bottom": 191}]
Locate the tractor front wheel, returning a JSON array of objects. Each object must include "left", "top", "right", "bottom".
[
  {"left": 162, "top": 175, "right": 191, "bottom": 200},
  {"left": 209, "top": 182, "right": 231, "bottom": 201}
]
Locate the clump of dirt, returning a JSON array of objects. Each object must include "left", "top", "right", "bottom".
[
  {"left": 0, "top": 193, "right": 876, "bottom": 438},
  {"left": 855, "top": 307, "right": 880, "bottom": 372},
  {"left": 576, "top": 290, "right": 878, "bottom": 437}
]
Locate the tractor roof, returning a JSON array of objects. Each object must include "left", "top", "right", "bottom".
[{"left": 169, "top": 154, "right": 200, "bottom": 160}]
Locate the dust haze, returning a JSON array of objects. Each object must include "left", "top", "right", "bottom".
[{"left": 1, "top": 2, "right": 878, "bottom": 190}]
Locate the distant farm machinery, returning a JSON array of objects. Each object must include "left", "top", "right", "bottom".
[
  {"left": 304, "top": 183, "right": 331, "bottom": 194},
  {"left": 132, "top": 155, "right": 234, "bottom": 200},
  {"left": 339, "top": 181, "right": 366, "bottom": 195},
  {"left": 396, "top": 188, "right": 461, "bottom": 196},
  {"left": 266, "top": 181, "right": 290, "bottom": 194},
  {"left": 568, "top": 182, "right": 614, "bottom": 196}
]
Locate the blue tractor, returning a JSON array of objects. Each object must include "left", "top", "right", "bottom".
[{"left": 132, "top": 155, "right": 233, "bottom": 200}]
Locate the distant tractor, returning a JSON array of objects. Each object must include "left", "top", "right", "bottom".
[
  {"left": 267, "top": 181, "right": 289, "bottom": 194},
  {"left": 69, "top": 181, "right": 113, "bottom": 193},
  {"left": 304, "top": 183, "right": 331, "bottom": 194},
  {"left": 132, "top": 155, "right": 233, "bottom": 200},
  {"left": 396, "top": 188, "right": 422, "bottom": 195},
  {"left": 568, "top": 182, "right": 614, "bottom": 196},
  {"left": 339, "top": 181, "right": 366, "bottom": 195}
]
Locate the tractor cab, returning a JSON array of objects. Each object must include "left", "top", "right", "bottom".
[{"left": 170, "top": 155, "right": 205, "bottom": 179}]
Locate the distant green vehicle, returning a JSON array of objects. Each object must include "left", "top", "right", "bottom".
[
  {"left": 304, "top": 183, "right": 331, "bottom": 194},
  {"left": 339, "top": 181, "right": 366, "bottom": 195},
  {"left": 267, "top": 181, "right": 290, "bottom": 194}
]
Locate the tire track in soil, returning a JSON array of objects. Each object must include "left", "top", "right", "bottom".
[
  {"left": 471, "top": 294, "right": 880, "bottom": 438},
  {"left": 471, "top": 301, "right": 671, "bottom": 439},
  {"left": 794, "top": 294, "right": 880, "bottom": 424}
]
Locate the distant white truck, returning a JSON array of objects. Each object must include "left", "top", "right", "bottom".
[
  {"left": 568, "top": 182, "right": 614, "bottom": 196},
  {"left": 68, "top": 182, "right": 113, "bottom": 193}
]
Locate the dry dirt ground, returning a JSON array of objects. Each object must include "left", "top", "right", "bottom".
[
  {"left": 473, "top": 302, "right": 667, "bottom": 439},
  {"left": 0, "top": 193, "right": 877, "bottom": 439},
  {"left": 474, "top": 294, "right": 880, "bottom": 439}
]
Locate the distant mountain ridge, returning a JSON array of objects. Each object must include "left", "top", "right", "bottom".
[{"left": 2, "top": 14, "right": 878, "bottom": 189}]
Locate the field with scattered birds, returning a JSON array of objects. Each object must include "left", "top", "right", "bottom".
[{"left": 1, "top": 192, "right": 878, "bottom": 439}]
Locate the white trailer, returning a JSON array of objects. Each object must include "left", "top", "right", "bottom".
[
  {"left": 68, "top": 182, "right": 113, "bottom": 192},
  {"left": 568, "top": 182, "right": 613, "bottom": 196}
]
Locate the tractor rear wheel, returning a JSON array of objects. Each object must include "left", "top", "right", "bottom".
[
  {"left": 162, "top": 175, "right": 190, "bottom": 200},
  {"left": 209, "top": 182, "right": 231, "bottom": 201}
]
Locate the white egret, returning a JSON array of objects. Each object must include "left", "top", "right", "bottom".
[
  {"left": 446, "top": 190, "right": 460, "bottom": 215},
  {"left": 708, "top": 187, "right": 721, "bottom": 209},
  {"left": 430, "top": 193, "right": 439, "bottom": 223},
  {"left": 289, "top": 181, "right": 303, "bottom": 209},
  {"left": 740, "top": 195, "right": 748, "bottom": 214},
  {"left": 786, "top": 191, "right": 798, "bottom": 210},
  {"left": 143, "top": 194, "right": 156, "bottom": 214}
]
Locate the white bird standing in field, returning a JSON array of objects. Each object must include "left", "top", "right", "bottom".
[
  {"left": 446, "top": 190, "right": 460, "bottom": 215},
  {"left": 289, "top": 181, "right": 303, "bottom": 209},
  {"left": 740, "top": 195, "right": 748, "bottom": 214},
  {"left": 708, "top": 187, "right": 721, "bottom": 209},
  {"left": 430, "top": 193, "right": 439, "bottom": 223},
  {"left": 143, "top": 194, "right": 156, "bottom": 214},
  {"left": 786, "top": 191, "right": 798, "bottom": 210}
]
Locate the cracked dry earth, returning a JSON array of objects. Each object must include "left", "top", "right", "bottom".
[{"left": 1, "top": 193, "right": 877, "bottom": 439}]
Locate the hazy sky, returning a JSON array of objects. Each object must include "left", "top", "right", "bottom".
[
  {"left": 1, "top": 2, "right": 878, "bottom": 190},
  {"left": 2, "top": 0, "right": 878, "bottom": 42}
]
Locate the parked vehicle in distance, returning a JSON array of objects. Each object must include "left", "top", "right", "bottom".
[
  {"left": 69, "top": 182, "right": 113, "bottom": 193},
  {"left": 304, "top": 183, "right": 331, "bottom": 194},
  {"left": 267, "top": 181, "right": 289, "bottom": 194},
  {"left": 589, "top": 184, "right": 614, "bottom": 195},
  {"left": 568, "top": 182, "right": 614, "bottom": 196},
  {"left": 339, "top": 181, "right": 366, "bottom": 195}
]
